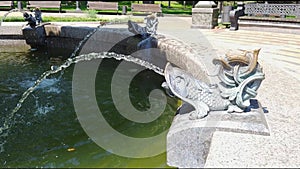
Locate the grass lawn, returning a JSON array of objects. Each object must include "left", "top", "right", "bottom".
[{"left": 3, "top": 15, "right": 143, "bottom": 23}]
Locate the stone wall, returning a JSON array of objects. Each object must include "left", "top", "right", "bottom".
[
  {"left": 0, "top": 39, "right": 30, "bottom": 52},
  {"left": 191, "top": 8, "right": 219, "bottom": 29}
]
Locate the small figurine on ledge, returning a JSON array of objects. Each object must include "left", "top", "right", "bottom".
[
  {"left": 127, "top": 13, "right": 159, "bottom": 49},
  {"left": 23, "top": 12, "right": 36, "bottom": 28},
  {"left": 128, "top": 13, "right": 159, "bottom": 37}
]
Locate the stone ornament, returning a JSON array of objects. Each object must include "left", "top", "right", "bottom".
[
  {"left": 128, "top": 20, "right": 147, "bottom": 35},
  {"left": 127, "top": 14, "right": 159, "bottom": 50},
  {"left": 145, "top": 14, "right": 158, "bottom": 35},
  {"left": 23, "top": 12, "right": 36, "bottom": 28},
  {"left": 128, "top": 13, "right": 158, "bottom": 36},
  {"left": 163, "top": 49, "right": 265, "bottom": 119},
  {"left": 126, "top": 17, "right": 265, "bottom": 120}
]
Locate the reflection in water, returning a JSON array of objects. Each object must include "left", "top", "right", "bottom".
[{"left": 0, "top": 50, "right": 177, "bottom": 167}]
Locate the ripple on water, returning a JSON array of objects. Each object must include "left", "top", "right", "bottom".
[
  {"left": 18, "top": 78, "right": 62, "bottom": 94},
  {"left": 33, "top": 104, "right": 55, "bottom": 116}
]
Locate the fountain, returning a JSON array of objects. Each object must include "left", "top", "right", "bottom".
[{"left": 0, "top": 13, "right": 269, "bottom": 168}]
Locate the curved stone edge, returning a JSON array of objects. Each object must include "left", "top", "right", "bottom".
[
  {"left": 0, "top": 39, "right": 30, "bottom": 52},
  {"left": 156, "top": 34, "right": 210, "bottom": 84},
  {"left": 167, "top": 100, "right": 270, "bottom": 168},
  {"left": 42, "top": 24, "right": 210, "bottom": 84}
]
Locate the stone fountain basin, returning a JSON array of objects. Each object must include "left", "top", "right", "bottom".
[{"left": 42, "top": 24, "right": 210, "bottom": 84}]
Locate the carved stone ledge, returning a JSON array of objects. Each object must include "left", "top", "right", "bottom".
[{"left": 167, "top": 100, "right": 269, "bottom": 168}]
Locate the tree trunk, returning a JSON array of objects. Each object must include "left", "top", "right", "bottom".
[
  {"left": 17, "top": 1, "right": 22, "bottom": 10},
  {"left": 219, "top": 1, "right": 223, "bottom": 15}
]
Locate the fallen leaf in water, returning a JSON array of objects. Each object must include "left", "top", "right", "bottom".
[{"left": 67, "top": 148, "right": 76, "bottom": 152}]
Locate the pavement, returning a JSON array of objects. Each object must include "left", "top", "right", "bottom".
[{"left": 1, "top": 11, "right": 300, "bottom": 167}]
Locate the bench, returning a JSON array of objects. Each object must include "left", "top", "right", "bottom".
[
  {"left": 0, "top": 1, "right": 13, "bottom": 9},
  {"left": 87, "top": 1, "right": 119, "bottom": 14},
  {"left": 131, "top": 4, "right": 162, "bottom": 15},
  {"left": 27, "top": 1, "right": 61, "bottom": 12}
]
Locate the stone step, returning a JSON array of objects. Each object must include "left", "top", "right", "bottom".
[
  {"left": 237, "top": 16, "right": 300, "bottom": 34},
  {"left": 238, "top": 20, "right": 300, "bottom": 34}
]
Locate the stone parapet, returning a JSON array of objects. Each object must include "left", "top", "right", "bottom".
[
  {"left": 191, "top": 1, "right": 219, "bottom": 29},
  {"left": 167, "top": 100, "right": 270, "bottom": 168},
  {"left": 191, "top": 8, "right": 219, "bottom": 29}
]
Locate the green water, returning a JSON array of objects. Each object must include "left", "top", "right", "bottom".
[{"left": 0, "top": 49, "right": 178, "bottom": 168}]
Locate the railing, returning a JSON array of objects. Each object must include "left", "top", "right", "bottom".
[{"left": 245, "top": 3, "right": 300, "bottom": 18}]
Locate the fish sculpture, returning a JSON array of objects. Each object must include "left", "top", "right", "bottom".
[{"left": 162, "top": 49, "right": 265, "bottom": 119}]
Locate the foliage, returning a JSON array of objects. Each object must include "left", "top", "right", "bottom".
[
  {"left": 162, "top": 8, "right": 192, "bottom": 15},
  {"left": 2, "top": 16, "right": 24, "bottom": 22},
  {"left": 223, "top": 1, "right": 236, "bottom": 6},
  {"left": 157, "top": 1, "right": 193, "bottom": 9},
  {"left": 216, "top": 23, "right": 227, "bottom": 29},
  {"left": 155, "top": 1, "right": 192, "bottom": 15},
  {"left": 286, "top": 15, "right": 297, "bottom": 18},
  {"left": 60, "top": 1, "right": 87, "bottom": 10},
  {"left": 118, "top": 1, "right": 132, "bottom": 6},
  {"left": 86, "top": 10, "right": 97, "bottom": 18}
]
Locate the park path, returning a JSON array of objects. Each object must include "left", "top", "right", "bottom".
[
  {"left": 157, "top": 17, "right": 300, "bottom": 82},
  {"left": 157, "top": 16, "right": 300, "bottom": 168},
  {"left": 200, "top": 29, "right": 300, "bottom": 82}
]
